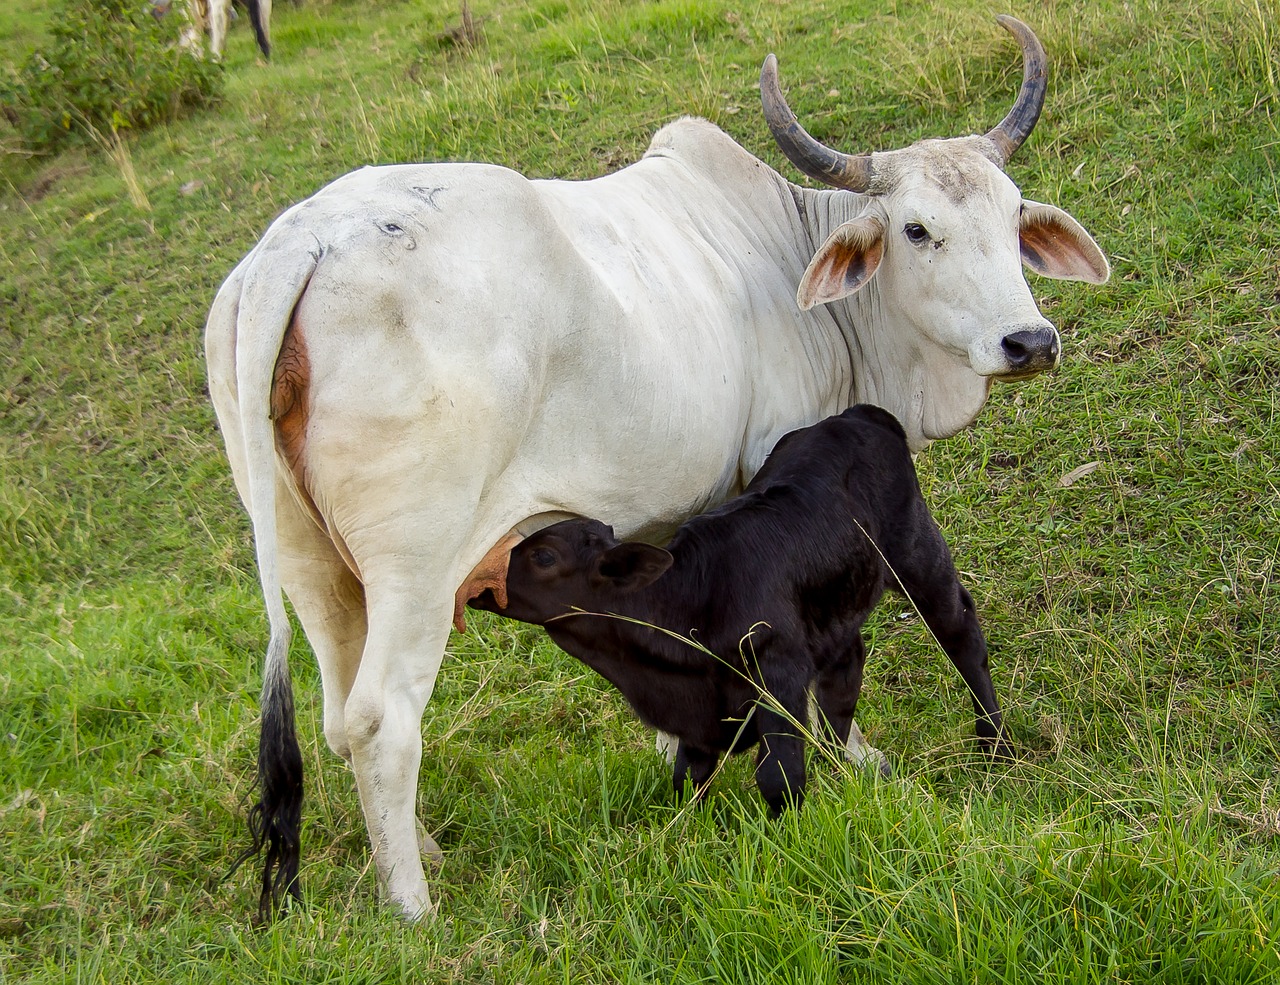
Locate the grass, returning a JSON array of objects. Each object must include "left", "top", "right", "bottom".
[{"left": 2, "top": 0, "right": 1279, "bottom": 981}]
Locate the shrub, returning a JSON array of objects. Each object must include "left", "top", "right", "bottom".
[{"left": 0, "top": 0, "right": 224, "bottom": 156}]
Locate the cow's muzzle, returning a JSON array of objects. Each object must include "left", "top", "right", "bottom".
[{"left": 999, "top": 327, "right": 1060, "bottom": 378}]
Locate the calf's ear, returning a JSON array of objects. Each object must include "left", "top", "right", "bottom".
[
  {"left": 595, "top": 543, "right": 673, "bottom": 593},
  {"left": 796, "top": 214, "right": 885, "bottom": 310},
  {"left": 1019, "top": 200, "right": 1110, "bottom": 284}
]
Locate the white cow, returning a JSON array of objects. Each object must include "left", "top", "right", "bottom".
[
  {"left": 205, "top": 17, "right": 1108, "bottom": 922},
  {"left": 151, "top": 0, "right": 271, "bottom": 60}
]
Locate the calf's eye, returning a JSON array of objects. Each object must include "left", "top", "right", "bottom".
[
  {"left": 531, "top": 548, "right": 557, "bottom": 568},
  {"left": 904, "top": 222, "right": 930, "bottom": 245}
]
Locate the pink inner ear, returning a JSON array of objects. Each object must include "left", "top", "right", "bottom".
[
  {"left": 1020, "top": 223, "right": 1074, "bottom": 278},
  {"left": 1019, "top": 205, "right": 1110, "bottom": 283},
  {"left": 798, "top": 217, "right": 885, "bottom": 309}
]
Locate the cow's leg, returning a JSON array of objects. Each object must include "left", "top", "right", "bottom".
[
  {"left": 895, "top": 545, "right": 1012, "bottom": 758},
  {"left": 672, "top": 741, "right": 718, "bottom": 801},
  {"left": 275, "top": 499, "right": 367, "bottom": 765},
  {"left": 654, "top": 730, "right": 679, "bottom": 764},
  {"left": 340, "top": 570, "right": 456, "bottom": 921},
  {"left": 207, "top": 0, "right": 230, "bottom": 57},
  {"left": 255, "top": 0, "right": 272, "bottom": 55}
]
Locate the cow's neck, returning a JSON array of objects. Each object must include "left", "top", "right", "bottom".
[{"left": 790, "top": 186, "right": 992, "bottom": 452}]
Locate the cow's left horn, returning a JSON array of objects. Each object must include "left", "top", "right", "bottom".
[
  {"left": 760, "top": 53, "right": 874, "bottom": 193},
  {"left": 984, "top": 15, "right": 1048, "bottom": 166}
]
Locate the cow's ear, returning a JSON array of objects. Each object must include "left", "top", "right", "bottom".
[
  {"left": 797, "top": 215, "right": 885, "bottom": 310},
  {"left": 595, "top": 543, "right": 673, "bottom": 593},
  {"left": 1019, "top": 200, "right": 1110, "bottom": 284}
]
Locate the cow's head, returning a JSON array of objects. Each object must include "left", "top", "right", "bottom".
[
  {"left": 761, "top": 16, "right": 1108, "bottom": 383},
  {"left": 468, "top": 519, "right": 672, "bottom": 628}
]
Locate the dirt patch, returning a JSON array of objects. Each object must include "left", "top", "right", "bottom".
[{"left": 25, "top": 159, "right": 91, "bottom": 202}]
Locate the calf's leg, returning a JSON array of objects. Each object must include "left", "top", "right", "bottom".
[
  {"left": 814, "top": 637, "right": 893, "bottom": 776},
  {"left": 753, "top": 669, "right": 810, "bottom": 814},
  {"left": 925, "top": 583, "right": 1011, "bottom": 756},
  {"left": 896, "top": 548, "right": 1012, "bottom": 757},
  {"left": 672, "top": 742, "right": 718, "bottom": 801},
  {"left": 814, "top": 637, "right": 863, "bottom": 744},
  {"left": 754, "top": 708, "right": 807, "bottom": 814}
]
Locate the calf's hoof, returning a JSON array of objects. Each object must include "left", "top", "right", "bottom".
[{"left": 985, "top": 738, "right": 1017, "bottom": 762}]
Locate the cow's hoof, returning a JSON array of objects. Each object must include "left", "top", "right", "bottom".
[
  {"left": 843, "top": 723, "right": 892, "bottom": 777},
  {"left": 654, "top": 729, "right": 679, "bottom": 764},
  {"left": 417, "top": 819, "right": 444, "bottom": 865},
  {"left": 389, "top": 887, "right": 437, "bottom": 922},
  {"left": 860, "top": 748, "right": 892, "bottom": 779}
]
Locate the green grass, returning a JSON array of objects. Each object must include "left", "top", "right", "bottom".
[{"left": 3, "top": 0, "right": 1279, "bottom": 981}]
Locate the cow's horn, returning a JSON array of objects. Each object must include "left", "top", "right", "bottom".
[
  {"left": 984, "top": 15, "right": 1048, "bottom": 167},
  {"left": 760, "top": 53, "right": 874, "bottom": 193}
]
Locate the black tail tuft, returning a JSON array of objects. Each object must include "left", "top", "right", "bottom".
[{"left": 229, "top": 674, "right": 303, "bottom": 924}]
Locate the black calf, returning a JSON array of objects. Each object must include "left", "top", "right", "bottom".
[{"left": 471, "top": 405, "right": 1010, "bottom": 814}]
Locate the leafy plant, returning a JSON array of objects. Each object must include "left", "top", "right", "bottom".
[{"left": 0, "top": 0, "right": 222, "bottom": 156}]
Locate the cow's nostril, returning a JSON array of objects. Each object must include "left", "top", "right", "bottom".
[
  {"left": 1000, "top": 328, "right": 1059, "bottom": 372},
  {"left": 1001, "top": 334, "right": 1031, "bottom": 368}
]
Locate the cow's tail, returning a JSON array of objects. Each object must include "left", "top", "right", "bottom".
[
  {"left": 231, "top": 236, "right": 319, "bottom": 922},
  {"left": 243, "top": 0, "right": 271, "bottom": 59}
]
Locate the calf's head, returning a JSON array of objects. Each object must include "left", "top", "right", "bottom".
[
  {"left": 761, "top": 16, "right": 1109, "bottom": 386},
  {"left": 469, "top": 519, "right": 673, "bottom": 626}
]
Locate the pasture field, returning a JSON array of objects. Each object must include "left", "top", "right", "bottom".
[{"left": 2, "top": 0, "right": 1279, "bottom": 981}]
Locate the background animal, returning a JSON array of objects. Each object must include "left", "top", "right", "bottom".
[
  {"left": 150, "top": 0, "right": 270, "bottom": 59},
  {"left": 472, "top": 405, "right": 1010, "bottom": 815},
  {"left": 205, "top": 16, "right": 1106, "bottom": 921}
]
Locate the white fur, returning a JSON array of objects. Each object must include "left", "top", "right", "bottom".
[
  {"left": 159, "top": 0, "right": 271, "bottom": 59},
  {"left": 206, "top": 117, "right": 1106, "bottom": 920}
]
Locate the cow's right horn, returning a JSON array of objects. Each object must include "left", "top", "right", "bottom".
[{"left": 760, "top": 53, "right": 874, "bottom": 193}]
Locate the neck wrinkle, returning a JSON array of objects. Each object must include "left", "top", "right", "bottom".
[{"left": 788, "top": 183, "right": 880, "bottom": 418}]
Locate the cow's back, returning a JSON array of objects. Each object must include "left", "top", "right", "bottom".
[{"left": 219, "top": 133, "right": 852, "bottom": 563}]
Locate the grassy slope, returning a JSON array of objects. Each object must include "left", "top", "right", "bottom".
[{"left": 2, "top": 0, "right": 1279, "bottom": 981}]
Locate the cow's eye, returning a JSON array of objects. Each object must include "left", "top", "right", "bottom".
[
  {"left": 531, "top": 548, "right": 557, "bottom": 569},
  {"left": 904, "top": 222, "right": 930, "bottom": 245}
]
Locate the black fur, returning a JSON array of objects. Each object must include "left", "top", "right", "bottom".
[
  {"left": 471, "top": 405, "right": 1011, "bottom": 814},
  {"left": 239, "top": 0, "right": 271, "bottom": 60},
  {"left": 229, "top": 662, "right": 303, "bottom": 923}
]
